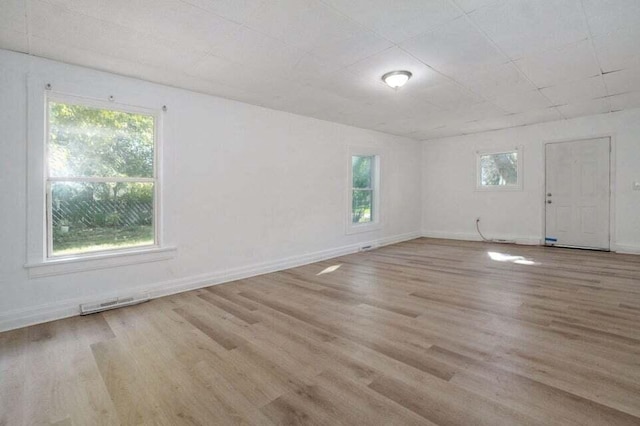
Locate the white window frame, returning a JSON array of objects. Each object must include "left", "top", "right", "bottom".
[
  {"left": 347, "top": 147, "right": 382, "bottom": 234},
  {"left": 476, "top": 146, "right": 523, "bottom": 191},
  {"left": 45, "top": 93, "right": 160, "bottom": 258},
  {"left": 25, "top": 75, "right": 175, "bottom": 277}
]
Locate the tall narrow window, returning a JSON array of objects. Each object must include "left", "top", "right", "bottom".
[
  {"left": 352, "top": 155, "right": 375, "bottom": 224},
  {"left": 46, "top": 98, "right": 157, "bottom": 257},
  {"left": 347, "top": 150, "right": 380, "bottom": 234}
]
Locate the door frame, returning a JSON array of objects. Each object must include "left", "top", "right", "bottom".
[{"left": 542, "top": 134, "right": 616, "bottom": 251}]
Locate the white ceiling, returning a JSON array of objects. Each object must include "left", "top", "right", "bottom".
[{"left": 2, "top": 0, "right": 640, "bottom": 140}]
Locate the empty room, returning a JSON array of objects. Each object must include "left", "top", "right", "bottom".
[{"left": 2, "top": 0, "right": 640, "bottom": 424}]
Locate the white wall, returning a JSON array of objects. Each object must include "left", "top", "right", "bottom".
[
  {"left": 0, "top": 50, "right": 422, "bottom": 331},
  {"left": 422, "top": 109, "right": 640, "bottom": 252}
]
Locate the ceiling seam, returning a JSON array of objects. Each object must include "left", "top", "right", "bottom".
[
  {"left": 578, "top": 0, "right": 613, "bottom": 113},
  {"left": 25, "top": 0, "right": 31, "bottom": 54},
  {"left": 443, "top": 0, "right": 567, "bottom": 121}
]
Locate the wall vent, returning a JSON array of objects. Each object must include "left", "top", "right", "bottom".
[{"left": 80, "top": 294, "right": 149, "bottom": 315}]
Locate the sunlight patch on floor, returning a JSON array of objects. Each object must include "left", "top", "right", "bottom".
[
  {"left": 488, "top": 251, "right": 536, "bottom": 265},
  {"left": 317, "top": 264, "right": 342, "bottom": 275}
]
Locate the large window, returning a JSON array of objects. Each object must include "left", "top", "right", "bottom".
[
  {"left": 476, "top": 147, "right": 522, "bottom": 190},
  {"left": 348, "top": 151, "right": 380, "bottom": 233},
  {"left": 46, "top": 98, "right": 157, "bottom": 257}
]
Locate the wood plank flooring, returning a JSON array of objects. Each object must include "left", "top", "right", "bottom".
[{"left": 2, "top": 238, "right": 640, "bottom": 425}]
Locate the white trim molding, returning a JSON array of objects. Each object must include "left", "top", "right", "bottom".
[
  {"left": 25, "top": 246, "right": 177, "bottom": 278},
  {"left": 613, "top": 244, "right": 640, "bottom": 255},
  {"left": 1, "top": 232, "right": 421, "bottom": 332},
  {"left": 25, "top": 72, "right": 171, "bottom": 274},
  {"left": 422, "top": 231, "right": 542, "bottom": 246}
]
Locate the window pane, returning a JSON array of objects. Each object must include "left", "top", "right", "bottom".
[
  {"left": 50, "top": 181, "right": 154, "bottom": 256},
  {"left": 352, "top": 156, "right": 373, "bottom": 188},
  {"left": 352, "top": 189, "right": 373, "bottom": 223},
  {"left": 481, "top": 152, "right": 518, "bottom": 186},
  {"left": 48, "top": 101, "right": 154, "bottom": 178}
]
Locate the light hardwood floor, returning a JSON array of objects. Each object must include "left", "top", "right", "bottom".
[{"left": 2, "top": 238, "right": 640, "bottom": 425}]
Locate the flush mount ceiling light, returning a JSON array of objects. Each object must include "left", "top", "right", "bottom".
[{"left": 381, "top": 70, "right": 412, "bottom": 89}]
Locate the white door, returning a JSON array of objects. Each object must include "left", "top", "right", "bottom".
[{"left": 545, "top": 138, "right": 610, "bottom": 250}]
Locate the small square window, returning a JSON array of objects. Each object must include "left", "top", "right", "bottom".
[{"left": 477, "top": 148, "right": 522, "bottom": 190}]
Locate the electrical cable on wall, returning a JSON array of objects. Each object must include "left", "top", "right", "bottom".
[{"left": 475, "top": 218, "right": 515, "bottom": 244}]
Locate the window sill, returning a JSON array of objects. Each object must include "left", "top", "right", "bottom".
[
  {"left": 25, "top": 246, "right": 177, "bottom": 278},
  {"left": 475, "top": 185, "right": 523, "bottom": 192},
  {"left": 346, "top": 222, "right": 382, "bottom": 235}
]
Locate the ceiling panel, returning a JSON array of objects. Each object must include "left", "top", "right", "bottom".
[
  {"left": 375, "top": 95, "right": 444, "bottom": 121},
  {"left": 591, "top": 27, "right": 640, "bottom": 73},
  {"left": 607, "top": 91, "right": 640, "bottom": 111},
  {"left": 27, "top": 34, "right": 233, "bottom": 98},
  {"left": 188, "top": 54, "right": 237, "bottom": 81},
  {"left": 412, "top": 81, "right": 483, "bottom": 110},
  {"left": 0, "top": 29, "right": 28, "bottom": 53},
  {"left": 505, "top": 107, "right": 563, "bottom": 127},
  {"left": 582, "top": 0, "right": 640, "bottom": 37},
  {"left": 469, "top": 0, "right": 589, "bottom": 59},
  {"left": 451, "top": 0, "right": 502, "bottom": 14},
  {"left": 2, "top": 0, "right": 640, "bottom": 141},
  {"left": 46, "top": 0, "right": 240, "bottom": 54},
  {"left": 304, "top": 69, "right": 389, "bottom": 102},
  {"left": 245, "top": 0, "right": 363, "bottom": 51},
  {"left": 453, "top": 118, "right": 499, "bottom": 135},
  {"left": 309, "top": 97, "right": 375, "bottom": 123},
  {"left": 410, "top": 126, "right": 466, "bottom": 140},
  {"left": 446, "top": 62, "right": 536, "bottom": 99},
  {"left": 178, "top": 0, "right": 265, "bottom": 24},
  {"left": 540, "top": 76, "right": 607, "bottom": 105},
  {"left": 557, "top": 98, "right": 611, "bottom": 119},
  {"left": 444, "top": 101, "right": 505, "bottom": 124},
  {"left": 400, "top": 16, "right": 507, "bottom": 74},
  {"left": 265, "top": 85, "right": 354, "bottom": 116},
  {"left": 491, "top": 89, "right": 552, "bottom": 114},
  {"left": 209, "top": 27, "right": 305, "bottom": 75},
  {"left": 30, "top": 1, "right": 207, "bottom": 73},
  {"left": 322, "top": 0, "right": 462, "bottom": 43},
  {"left": 307, "top": 31, "right": 393, "bottom": 71},
  {"left": 0, "top": 0, "right": 26, "bottom": 33},
  {"left": 603, "top": 68, "right": 640, "bottom": 95},
  {"left": 515, "top": 39, "right": 601, "bottom": 88}
]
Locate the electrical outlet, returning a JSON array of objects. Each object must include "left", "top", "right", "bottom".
[{"left": 633, "top": 182, "right": 640, "bottom": 191}]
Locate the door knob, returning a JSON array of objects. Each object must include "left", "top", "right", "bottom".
[
  {"left": 547, "top": 200, "right": 552, "bottom": 204},
  {"left": 547, "top": 193, "right": 552, "bottom": 196}
]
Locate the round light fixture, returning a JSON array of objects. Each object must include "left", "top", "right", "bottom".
[{"left": 382, "top": 70, "right": 412, "bottom": 89}]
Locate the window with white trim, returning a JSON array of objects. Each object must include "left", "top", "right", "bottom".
[
  {"left": 476, "top": 147, "right": 523, "bottom": 190},
  {"left": 46, "top": 96, "right": 158, "bottom": 257},
  {"left": 347, "top": 151, "right": 381, "bottom": 234},
  {"left": 352, "top": 155, "right": 375, "bottom": 223}
]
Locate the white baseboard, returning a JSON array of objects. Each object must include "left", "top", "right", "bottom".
[
  {"left": 422, "top": 231, "right": 640, "bottom": 254},
  {"left": 422, "top": 230, "right": 541, "bottom": 246},
  {"left": 613, "top": 244, "right": 640, "bottom": 255},
  {"left": 0, "top": 231, "right": 421, "bottom": 332}
]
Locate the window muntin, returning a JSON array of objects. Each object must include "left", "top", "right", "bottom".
[
  {"left": 352, "top": 155, "right": 375, "bottom": 224},
  {"left": 477, "top": 149, "right": 521, "bottom": 190},
  {"left": 46, "top": 99, "right": 157, "bottom": 257}
]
